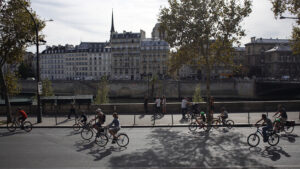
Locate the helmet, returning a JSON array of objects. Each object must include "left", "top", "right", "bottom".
[
  {"left": 200, "top": 111, "right": 205, "bottom": 115},
  {"left": 96, "top": 108, "right": 102, "bottom": 113}
]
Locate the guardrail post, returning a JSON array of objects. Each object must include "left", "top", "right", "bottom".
[
  {"left": 248, "top": 111, "right": 250, "bottom": 125},
  {"left": 171, "top": 112, "right": 174, "bottom": 126},
  {"left": 133, "top": 114, "right": 136, "bottom": 126}
]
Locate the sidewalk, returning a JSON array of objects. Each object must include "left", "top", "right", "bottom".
[{"left": 1, "top": 111, "right": 300, "bottom": 128}]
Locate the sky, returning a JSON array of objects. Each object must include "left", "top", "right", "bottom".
[{"left": 27, "top": 0, "right": 298, "bottom": 53}]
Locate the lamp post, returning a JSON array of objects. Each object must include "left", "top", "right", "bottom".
[{"left": 16, "top": 0, "right": 53, "bottom": 123}]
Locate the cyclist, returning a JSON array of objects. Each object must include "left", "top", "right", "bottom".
[
  {"left": 255, "top": 114, "right": 273, "bottom": 142},
  {"left": 155, "top": 96, "right": 161, "bottom": 114},
  {"left": 108, "top": 113, "right": 121, "bottom": 144},
  {"left": 196, "top": 111, "right": 206, "bottom": 125},
  {"left": 273, "top": 104, "right": 288, "bottom": 132},
  {"left": 91, "top": 108, "right": 106, "bottom": 134},
  {"left": 219, "top": 107, "right": 228, "bottom": 125},
  {"left": 17, "top": 107, "right": 28, "bottom": 128},
  {"left": 79, "top": 111, "right": 87, "bottom": 125}
]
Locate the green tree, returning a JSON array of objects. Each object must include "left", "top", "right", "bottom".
[
  {"left": 270, "top": 0, "right": 300, "bottom": 54},
  {"left": 18, "top": 62, "right": 34, "bottom": 79},
  {"left": 95, "top": 77, "right": 109, "bottom": 104},
  {"left": 193, "top": 83, "right": 203, "bottom": 102},
  {"left": 0, "top": 72, "right": 21, "bottom": 97},
  {"left": 41, "top": 79, "right": 54, "bottom": 96},
  {"left": 0, "top": 0, "right": 45, "bottom": 121},
  {"left": 159, "top": 0, "right": 252, "bottom": 121}
]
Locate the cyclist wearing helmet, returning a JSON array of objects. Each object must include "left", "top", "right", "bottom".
[
  {"left": 91, "top": 108, "right": 106, "bottom": 133},
  {"left": 273, "top": 104, "right": 288, "bottom": 132},
  {"left": 196, "top": 111, "right": 206, "bottom": 125},
  {"left": 255, "top": 114, "right": 273, "bottom": 142}
]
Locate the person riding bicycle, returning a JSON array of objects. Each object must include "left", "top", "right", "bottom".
[
  {"left": 17, "top": 107, "right": 28, "bottom": 128},
  {"left": 91, "top": 108, "right": 106, "bottom": 134},
  {"left": 108, "top": 113, "right": 121, "bottom": 144},
  {"left": 255, "top": 114, "right": 273, "bottom": 142},
  {"left": 273, "top": 104, "right": 288, "bottom": 132},
  {"left": 219, "top": 107, "right": 228, "bottom": 125},
  {"left": 196, "top": 111, "right": 206, "bottom": 125},
  {"left": 79, "top": 111, "right": 87, "bottom": 125}
]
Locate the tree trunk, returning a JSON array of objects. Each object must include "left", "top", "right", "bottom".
[{"left": 0, "top": 68, "right": 12, "bottom": 122}]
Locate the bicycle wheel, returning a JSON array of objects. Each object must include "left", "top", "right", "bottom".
[
  {"left": 247, "top": 134, "right": 260, "bottom": 147},
  {"left": 7, "top": 122, "right": 17, "bottom": 132},
  {"left": 188, "top": 122, "right": 198, "bottom": 131},
  {"left": 73, "top": 123, "right": 81, "bottom": 131},
  {"left": 268, "top": 133, "right": 280, "bottom": 146},
  {"left": 226, "top": 120, "right": 234, "bottom": 129},
  {"left": 95, "top": 133, "right": 108, "bottom": 147},
  {"left": 81, "top": 127, "right": 93, "bottom": 140},
  {"left": 284, "top": 125, "right": 294, "bottom": 134},
  {"left": 116, "top": 133, "right": 129, "bottom": 147},
  {"left": 212, "top": 120, "right": 220, "bottom": 129},
  {"left": 23, "top": 121, "right": 32, "bottom": 132}
]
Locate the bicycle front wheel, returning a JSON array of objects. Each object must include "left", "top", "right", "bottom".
[
  {"left": 188, "top": 122, "right": 198, "bottom": 131},
  {"left": 116, "top": 133, "right": 129, "bottom": 147},
  {"left": 268, "top": 133, "right": 280, "bottom": 146},
  {"left": 81, "top": 128, "right": 93, "bottom": 140},
  {"left": 95, "top": 133, "right": 108, "bottom": 147},
  {"left": 23, "top": 121, "right": 32, "bottom": 132},
  {"left": 7, "top": 122, "right": 17, "bottom": 132},
  {"left": 247, "top": 133, "right": 260, "bottom": 147},
  {"left": 226, "top": 120, "right": 234, "bottom": 129},
  {"left": 212, "top": 120, "right": 220, "bottom": 129}
]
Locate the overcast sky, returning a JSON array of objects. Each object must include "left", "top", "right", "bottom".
[{"left": 28, "top": 0, "right": 297, "bottom": 52}]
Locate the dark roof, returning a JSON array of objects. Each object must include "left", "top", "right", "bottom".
[
  {"left": 41, "top": 42, "right": 110, "bottom": 54},
  {"left": 111, "top": 31, "right": 141, "bottom": 39},
  {"left": 245, "top": 38, "right": 290, "bottom": 45}
]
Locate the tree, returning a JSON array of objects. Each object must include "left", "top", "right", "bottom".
[
  {"left": 18, "top": 62, "right": 34, "bottom": 79},
  {"left": 95, "top": 77, "right": 109, "bottom": 104},
  {"left": 0, "top": 0, "right": 45, "bottom": 121},
  {"left": 41, "top": 79, "right": 54, "bottom": 96},
  {"left": 159, "top": 0, "right": 252, "bottom": 121},
  {"left": 193, "top": 83, "right": 203, "bottom": 102},
  {"left": 0, "top": 72, "right": 21, "bottom": 97},
  {"left": 270, "top": 0, "right": 300, "bottom": 54}
]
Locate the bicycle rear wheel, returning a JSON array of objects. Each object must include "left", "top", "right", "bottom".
[
  {"left": 212, "top": 120, "right": 220, "bottom": 129},
  {"left": 247, "top": 133, "right": 260, "bottom": 147},
  {"left": 73, "top": 123, "right": 81, "bottom": 131},
  {"left": 188, "top": 122, "right": 198, "bottom": 131},
  {"left": 268, "top": 133, "right": 280, "bottom": 146},
  {"left": 23, "top": 121, "right": 32, "bottom": 132},
  {"left": 226, "top": 120, "right": 234, "bottom": 129},
  {"left": 95, "top": 133, "right": 108, "bottom": 147},
  {"left": 81, "top": 127, "right": 93, "bottom": 140},
  {"left": 116, "top": 133, "right": 129, "bottom": 147},
  {"left": 284, "top": 125, "right": 294, "bottom": 134},
  {"left": 7, "top": 122, "right": 17, "bottom": 132}
]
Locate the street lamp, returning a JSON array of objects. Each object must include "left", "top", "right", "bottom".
[{"left": 17, "top": 0, "right": 53, "bottom": 123}]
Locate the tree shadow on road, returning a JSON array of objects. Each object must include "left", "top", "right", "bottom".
[
  {"left": 249, "top": 146, "right": 290, "bottom": 161},
  {"left": 0, "top": 130, "right": 26, "bottom": 137},
  {"left": 108, "top": 128, "right": 275, "bottom": 169}
]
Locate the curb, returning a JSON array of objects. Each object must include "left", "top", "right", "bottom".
[{"left": 1, "top": 123, "right": 299, "bottom": 129}]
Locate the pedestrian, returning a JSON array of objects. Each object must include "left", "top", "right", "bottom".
[
  {"left": 155, "top": 96, "right": 161, "bottom": 114},
  {"left": 162, "top": 95, "right": 167, "bottom": 114},
  {"left": 144, "top": 95, "right": 149, "bottom": 114},
  {"left": 68, "top": 101, "right": 78, "bottom": 119},
  {"left": 181, "top": 97, "right": 189, "bottom": 119}
]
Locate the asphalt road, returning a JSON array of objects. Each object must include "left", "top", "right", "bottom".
[{"left": 0, "top": 127, "right": 299, "bottom": 169}]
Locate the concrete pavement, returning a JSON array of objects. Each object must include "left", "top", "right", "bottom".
[
  {"left": 1, "top": 111, "right": 300, "bottom": 128},
  {"left": 0, "top": 127, "right": 300, "bottom": 168}
]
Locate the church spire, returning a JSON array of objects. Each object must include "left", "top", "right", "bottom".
[{"left": 110, "top": 9, "right": 115, "bottom": 33}]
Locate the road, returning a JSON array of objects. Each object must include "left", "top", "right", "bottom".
[{"left": 0, "top": 127, "right": 299, "bottom": 169}]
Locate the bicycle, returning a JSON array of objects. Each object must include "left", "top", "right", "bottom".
[
  {"left": 186, "top": 105, "right": 202, "bottom": 122},
  {"left": 95, "top": 127, "right": 129, "bottom": 147},
  {"left": 247, "top": 126, "right": 280, "bottom": 147},
  {"left": 188, "top": 120, "right": 210, "bottom": 132},
  {"left": 7, "top": 116, "right": 32, "bottom": 132},
  {"left": 273, "top": 117, "right": 295, "bottom": 134},
  {"left": 80, "top": 122, "right": 98, "bottom": 140},
  {"left": 73, "top": 117, "right": 87, "bottom": 132},
  {"left": 151, "top": 105, "right": 164, "bottom": 120},
  {"left": 212, "top": 116, "right": 234, "bottom": 129}
]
